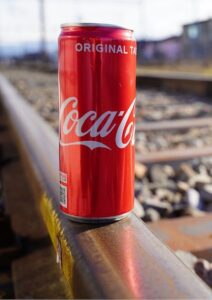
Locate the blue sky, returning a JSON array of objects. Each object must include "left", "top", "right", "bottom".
[{"left": 0, "top": 0, "right": 212, "bottom": 46}]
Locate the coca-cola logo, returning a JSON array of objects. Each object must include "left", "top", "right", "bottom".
[{"left": 59, "top": 97, "right": 135, "bottom": 150}]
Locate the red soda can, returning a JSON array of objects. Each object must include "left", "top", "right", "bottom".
[{"left": 58, "top": 23, "right": 136, "bottom": 222}]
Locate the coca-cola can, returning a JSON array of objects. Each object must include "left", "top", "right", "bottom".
[{"left": 58, "top": 23, "right": 136, "bottom": 223}]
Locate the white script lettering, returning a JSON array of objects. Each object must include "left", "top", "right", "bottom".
[{"left": 59, "top": 97, "right": 135, "bottom": 150}]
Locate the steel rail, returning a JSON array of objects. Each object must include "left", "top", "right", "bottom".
[
  {"left": 136, "top": 71, "right": 212, "bottom": 96},
  {"left": 148, "top": 214, "right": 212, "bottom": 261},
  {"left": 137, "top": 145, "right": 212, "bottom": 164},
  {"left": 137, "top": 117, "right": 212, "bottom": 132},
  {"left": 0, "top": 74, "right": 211, "bottom": 299},
  {"left": 136, "top": 69, "right": 212, "bottom": 80}
]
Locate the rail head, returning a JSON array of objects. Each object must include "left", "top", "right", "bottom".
[
  {"left": 0, "top": 74, "right": 211, "bottom": 299},
  {"left": 136, "top": 71, "right": 212, "bottom": 96},
  {"left": 136, "top": 70, "right": 212, "bottom": 82}
]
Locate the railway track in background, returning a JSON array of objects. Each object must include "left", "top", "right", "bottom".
[
  {"left": 137, "top": 118, "right": 212, "bottom": 163},
  {"left": 0, "top": 73, "right": 212, "bottom": 298},
  {"left": 137, "top": 70, "right": 212, "bottom": 96},
  {"left": 3, "top": 64, "right": 212, "bottom": 97}
]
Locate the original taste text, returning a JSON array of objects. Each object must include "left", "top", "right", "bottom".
[{"left": 75, "top": 43, "right": 136, "bottom": 55}]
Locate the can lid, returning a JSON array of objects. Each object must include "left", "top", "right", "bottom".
[{"left": 60, "top": 22, "right": 133, "bottom": 31}]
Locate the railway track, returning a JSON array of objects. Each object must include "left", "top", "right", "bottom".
[
  {"left": 3, "top": 65, "right": 212, "bottom": 96},
  {"left": 0, "top": 73, "right": 212, "bottom": 298},
  {"left": 137, "top": 70, "right": 212, "bottom": 96}
]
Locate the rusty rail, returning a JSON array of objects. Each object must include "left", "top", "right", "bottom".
[
  {"left": 148, "top": 214, "right": 212, "bottom": 261},
  {"left": 137, "top": 117, "right": 212, "bottom": 132},
  {"left": 136, "top": 71, "right": 212, "bottom": 96},
  {"left": 0, "top": 74, "right": 211, "bottom": 299},
  {"left": 137, "top": 145, "right": 212, "bottom": 164}
]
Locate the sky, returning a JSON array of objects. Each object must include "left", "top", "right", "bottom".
[{"left": 0, "top": 0, "right": 212, "bottom": 47}]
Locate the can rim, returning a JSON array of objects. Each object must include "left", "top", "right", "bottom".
[{"left": 60, "top": 22, "right": 133, "bottom": 31}]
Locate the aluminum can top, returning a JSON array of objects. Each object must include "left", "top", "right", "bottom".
[
  {"left": 60, "top": 22, "right": 134, "bottom": 39},
  {"left": 60, "top": 22, "right": 133, "bottom": 32}
]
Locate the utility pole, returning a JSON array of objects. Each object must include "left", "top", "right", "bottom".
[
  {"left": 139, "top": 0, "right": 144, "bottom": 38},
  {"left": 39, "top": 0, "right": 47, "bottom": 60}
]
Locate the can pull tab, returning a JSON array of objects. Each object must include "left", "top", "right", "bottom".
[{"left": 56, "top": 235, "right": 62, "bottom": 269}]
